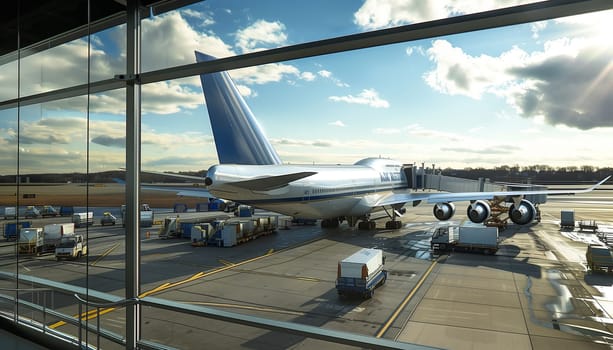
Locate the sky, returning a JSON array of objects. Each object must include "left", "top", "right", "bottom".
[{"left": 0, "top": 0, "right": 612, "bottom": 174}]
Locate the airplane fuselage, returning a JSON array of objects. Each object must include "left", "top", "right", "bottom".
[{"left": 206, "top": 158, "right": 407, "bottom": 219}]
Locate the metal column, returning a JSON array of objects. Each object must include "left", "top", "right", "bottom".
[{"left": 125, "top": 0, "right": 141, "bottom": 348}]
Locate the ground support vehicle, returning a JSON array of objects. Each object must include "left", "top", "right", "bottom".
[
  {"left": 336, "top": 248, "right": 387, "bottom": 299},
  {"left": 24, "top": 206, "right": 40, "bottom": 219},
  {"left": 431, "top": 222, "right": 499, "bottom": 255},
  {"left": 55, "top": 234, "right": 88, "bottom": 260},
  {"left": 586, "top": 244, "right": 613, "bottom": 273},
  {"left": 121, "top": 204, "right": 153, "bottom": 228},
  {"left": 72, "top": 212, "right": 94, "bottom": 228},
  {"left": 18, "top": 226, "right": 72, "bottom": 255},
  {"left": 189, "top": 216, "right": 278, "bottom": 247},
  {"left": 40, "top": 205, "right": 59, "bottom": 217},
  {"left": 100, "top": 212, "right": 117, "bottom": 226}
]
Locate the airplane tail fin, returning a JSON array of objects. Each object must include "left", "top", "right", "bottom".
[{"left": 196, "top": 51, "right": 282, "bottom": 165}]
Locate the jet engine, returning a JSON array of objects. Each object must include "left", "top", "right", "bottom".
[
  {"left": 508, "top": 199, "right": 536, "bottom": 225},
  {"left": 466, "top": 200, "right": 491, "bottom": 223},
  {"left": 433, "top": 202, "right": 455, "bottom": 221}
]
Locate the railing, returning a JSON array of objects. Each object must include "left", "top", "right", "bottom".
[{"left": 0, "top": 271, "right": 438, "bottom": 350}]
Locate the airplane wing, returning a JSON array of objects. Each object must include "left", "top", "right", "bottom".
[
  {"left": 113, "top": 177, "right": 215, "bottom": 198},
  {"left": 229, "top": 172, "right": 318, "bottom": 191},
  {"left": 140, "top": 184, "right": 215, "bottom": 198},
  {"left": 375, "top": 176, "right": 611, "bottom": 207}
]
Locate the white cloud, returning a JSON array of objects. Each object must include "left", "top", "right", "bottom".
[
  {"left": 423, "top": 37, "right": 613, "bottom": 129},
  {"left": 354, "top": 0, "right": 528, "bottom": 30},
  {"left": 530, "top": 21, "right": 547, "bottom": 39},
  {"left": 235, "top": 20, "right": 288, "bottom": 53},
  {"left": 318, "top": 70, "right": 332, "bottom": 78},
  {"left": 329, "top": 89, "right": 390, "bottom": 108},
  {"left": 300, "top": 71, "right": 316, "bottom": 81},
  {"left": 424, "top": 39, "right": 526, "bottom": 99},
  {"left": 317, "top": 69, "right": 349, "bottom": 87},
  {"left": 329, "top": 120, "right": 346, "bottom": 127}
]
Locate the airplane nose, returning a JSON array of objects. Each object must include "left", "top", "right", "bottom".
[{"left": 204, "top": 177, "right": 213, "bottom": 186}]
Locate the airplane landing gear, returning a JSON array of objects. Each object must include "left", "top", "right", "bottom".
[
  {"left": 385, "top": 220, "right": 402, "bottom": 229},
  {"left": 358, "top": 221, "right": 376, "bottom": 230},
  {"left": 321, "top": 218, "right": 340, "bottom": 228}
]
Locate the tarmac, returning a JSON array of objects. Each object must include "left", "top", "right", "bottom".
[{"left": 0, "top": 184, "right": 612, "bottom": 349}]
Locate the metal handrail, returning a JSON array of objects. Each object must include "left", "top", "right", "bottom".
[
  {"left": 73, "top": 293, "right": 140, "bottom": 348},
  {"left": 73, "top": 293, "right": 139, "bottom": 308}
]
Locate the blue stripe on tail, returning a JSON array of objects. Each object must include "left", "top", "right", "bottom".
[{"left": 196, "top": 51, "right": 282, "bottom": 165}]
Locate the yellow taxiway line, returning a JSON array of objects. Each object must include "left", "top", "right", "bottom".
[
  {"left": 50, "top": 248, "right": 277, "bottom": 329},
  {"left": 90, "top": 242, "right": 121, "bottom": 267},
  {"left": 376, "top": 259, "right": 438, "bottom": 338}
]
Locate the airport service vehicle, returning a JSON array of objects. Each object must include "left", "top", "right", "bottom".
[
  {"left": 72, "top": 212, "right": 94, "bottom": 228},
  {"left": 336, "top": 248, "right": 387, "bottom": 299},
  {"left": 121, "top": 204, "right": 153, "bottom": 228},
  {"left": 143, "top": 52, "right": 610, "bottom": 231},
  {"left": 189, "top": 216, "right": 278, "bottom": 247},
  {"left": 4, "top": 207, "right": 16, "bottom": 220},
  {"left": 55, "top": 234, "right": 87, "bottom": 260},
  {"left": 586, "top": 244, "right": 613, "bottom": 273},
  {"left": 100, "top": 212, "right": 117, "bottom": 226},
  {"left": 40, "top": 205, "right": 59, "bottom": 217},
  {"left": 18, "top": 225, "right": 73, "bottom": 255},
  {"left": 3, "top": 221, "right": 31, "bottom": 241},
  {"left": 24, "top": 206, "right": 41, "bottom": 219},
  {"left": 431, "top": 222, "right": 498, "bottom": 254}
]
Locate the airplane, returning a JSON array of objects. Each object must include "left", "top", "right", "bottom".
[{"left": 160, "top": 51, "right": 610, "bottom": 230}]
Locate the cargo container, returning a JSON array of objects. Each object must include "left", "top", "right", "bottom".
[
  {"left": 234, "top": 205, "right": 253, "bottom": 217},
  {"left": 72, "top": 212, "right": 94, "bottom": 228},
  {"left": 560, "top": 210, "right": 575, "bottom": 228},
  {"left": 3, "top": 221, "right": 31, "bottom": 241},
  {"left": 431, "top": 222, "right": 498, "bottom": 254},
  {"left": 208, "top": 199, "right": 225, "bottom": 211},
  {"left": 59, "top": 206, "right": 74, "bottom": 217},
  {"left": 44, "top": 223, "right": 75, "bottom": 237},
  {"left": 4, "top": 207, "right": 16, "bottom": 220},
  {"left": 191, "top": 223, "right": 214, "bottom": 246},
  {"left": 586, "top": 244, "right": 613, "bottom": 273},
  {"left": 336, "top": 248, "right": 387, "bottom": 298}
]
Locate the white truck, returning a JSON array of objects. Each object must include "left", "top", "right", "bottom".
[
  {"left": 72, "top": 212, "right": 94, "bottom": 228},
  {"left": 55, "top": 234, "right": 88, "bottom": 260},
  {"left": 431, "top": 221, "right": 499, "bottom": 254},
  {"left": 335, "top": 248, "right": 387, "bottom": 299}
]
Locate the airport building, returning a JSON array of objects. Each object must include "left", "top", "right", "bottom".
[{"left": 0, "top": 1, "right": 612, "bottom": 349}]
